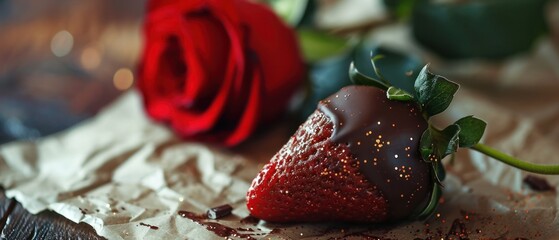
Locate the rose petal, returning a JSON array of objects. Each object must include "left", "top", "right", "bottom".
[
  {"left": 181, "top": 10, "right": 230, "bottom": 108},
  {"left": 148, "top": 0, "right": 206, "bottom": 13},
  {"left": 170, "top": 3, "right": 247, "bottom": 136},
  {"left": 224, "top": 58, "right": 262, "bottom": 146},
  {"left": 237, "top": 1, "right": 305, "bottom": 120},
  {"left": 147, "top": 99, "right": 173, "bottom": 121}
]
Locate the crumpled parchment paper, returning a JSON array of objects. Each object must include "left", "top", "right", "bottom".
[{"left": 2, "top": 37, "right": 559, "bottom": 240}]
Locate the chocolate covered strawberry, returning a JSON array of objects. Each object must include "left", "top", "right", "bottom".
[
  {"left": 247, "top": 56, "right": 559, "bottom": 223},
  {"left": 247, "top": 86, "right": 432, "bottom": 223}
]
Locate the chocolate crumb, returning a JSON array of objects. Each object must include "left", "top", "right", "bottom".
[
  {"left": 240, "top": 215, "right": 260, "bottom": 225},
  {"left": 445, "top": 219, "right": 468, "bottom": 239},
  {"left": 207, "top": 204, "right": 233, "bottom": 219},
  {"left": 524, "top": 175, "right": 554, "bottom": 192},
  {"left": 139, "top": 222, "right": 159, "bottom": 230}
]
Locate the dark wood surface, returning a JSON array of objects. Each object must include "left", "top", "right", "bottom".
[{"left": 0, "top": 189, "right": 103, "bottom": 240}]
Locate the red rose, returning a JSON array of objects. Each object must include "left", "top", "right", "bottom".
[{"left": 138, "top": 0, "right": 305, "bottom": 146}]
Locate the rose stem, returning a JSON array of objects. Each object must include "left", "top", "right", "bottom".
[{"left": 471, "top": 143, "right": 559, "bottom": 175}]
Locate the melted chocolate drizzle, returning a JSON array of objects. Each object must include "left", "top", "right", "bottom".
[
  {"left": 318, "top": 86, "right": 432, "bottom": 221},
  {"left": 178, "top": 211, "right": 257, "bottom": 239}
]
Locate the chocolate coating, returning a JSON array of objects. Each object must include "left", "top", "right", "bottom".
[{"left": 318, "top": 85, "right": 432, "bottom": 221}]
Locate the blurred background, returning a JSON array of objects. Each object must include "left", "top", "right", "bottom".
[
  {"left": 1, "top": 0, "right": 558, "bottom": 144},
  {"left": 0, "top": 0, "right": 146, "bottom": 143}
]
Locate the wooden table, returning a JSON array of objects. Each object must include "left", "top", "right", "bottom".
[{"left": 0, "top": 189, "right": 103, "bottom": 239}]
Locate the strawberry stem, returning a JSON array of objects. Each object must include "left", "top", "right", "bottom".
[{"left": 471, "top": 143, "right": 559, "bottom": 175}]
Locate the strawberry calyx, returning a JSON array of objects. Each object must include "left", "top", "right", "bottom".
[
  {"left": 349, "top": 53, "right": 487, "bottom": 220},
  {"left": 350, "top": 52, "right": 559, "bottom": 221}
]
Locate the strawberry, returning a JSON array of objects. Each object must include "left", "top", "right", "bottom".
[
  {"left": 247, "top": 86, "right": 432, "bottom": 223},
  {"left": 247, "top": 56, "right": 559, "bottom": 224}
]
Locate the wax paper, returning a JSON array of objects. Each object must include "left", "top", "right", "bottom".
[{"left": 2, "top": 35, "right": 559, "bottom": 240}]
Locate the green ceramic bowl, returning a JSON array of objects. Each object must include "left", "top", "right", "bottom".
[{"left": 412, "top": 0, "right": 549, "bottom": 59}]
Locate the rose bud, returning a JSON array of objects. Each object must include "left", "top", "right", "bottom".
[{"left": 137, "top": 0, "right": 305, "bottom": 146}]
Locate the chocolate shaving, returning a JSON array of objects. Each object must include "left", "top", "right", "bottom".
[
  {"left": 207, "top": 204, "right": 233, "bottom": 219},
  {"left": 139, "top": 222, "right": 159, "bottom": 230},
  {"left": 523, "top": 175, "right": 555, "bottom": 192}
]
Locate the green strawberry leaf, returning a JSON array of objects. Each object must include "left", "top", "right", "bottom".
[
  {"left": 432, "top": 160, "right": 446, "bottom": 183},
  {"left": 414, "top": 65, "right": 459, "bottom": 117},
  {"left": 386, "top": 86, "right": 414, "bottom": 102},
  {"left": 420, "top": 125, "right": 460, "bottom": 162},
  {"left": 432, "top": 124, "right": 461, "bottom": 158},
  {"left": 412, "top": 182, "right": 442, "bottom": 220},
  {"left": 350, "top": 52, "right": 559, "bottom": 221},
  {"left": 370, "top": 54, "right": 390, "bottom": 85},
  {"left": 349, "top": 62, "right": 390, "bottom": 90},
  {"left": 421, "top": 125, "right": 457, "bottom": 184},
  {"left": 419, "top": 124, "right": 460, "bottom": 185},
  {"left": 455, "top": 116, "right": 487, "bottom": 148},
  {"left": 419, "top": 129, "right": 434, "bottom": 162}
]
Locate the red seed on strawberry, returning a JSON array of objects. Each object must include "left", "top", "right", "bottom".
[{"left": 247, "top": 86, "right": 432, "bottom": 223}]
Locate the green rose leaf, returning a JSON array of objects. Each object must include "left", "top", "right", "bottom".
[
  {"left": 265, "top": 0, "right": 310, "bottom": 27},
  {"left": 386, "top": 86, "right": 414, "bottom": 102},
  {"left": 298, "top": 29, "right": 350, "bottom": 63},
  {"left": 455, "top": 115, "right": 487, "bottom": 148},
  {"left": 414, "top": 65, "right": 459, "bottom": 117}
]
